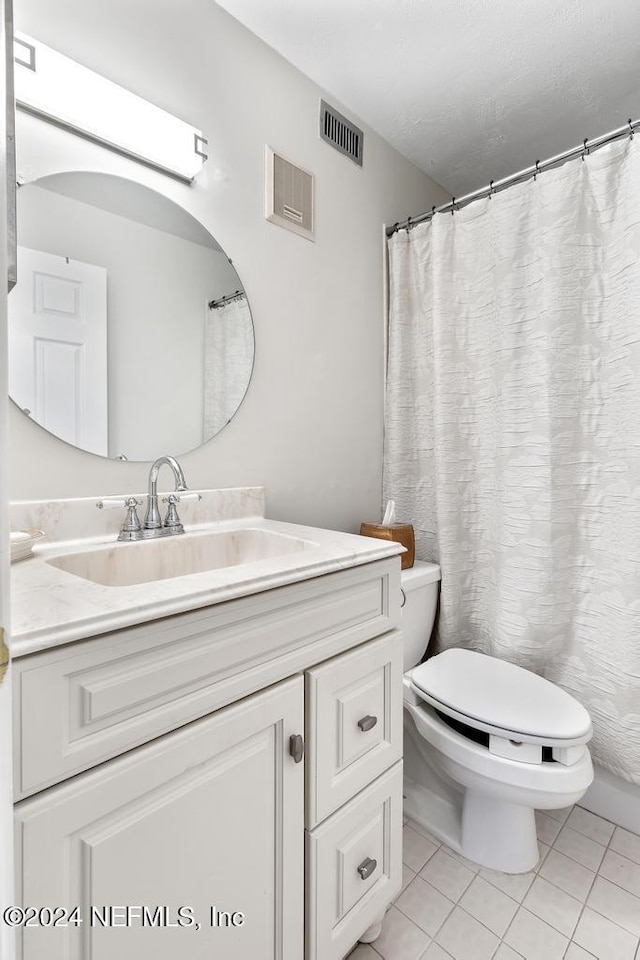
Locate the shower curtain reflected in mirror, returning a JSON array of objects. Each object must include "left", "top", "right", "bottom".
[
  {"left": 384, "top": 136, "right": 640, "bottom": 783},
  {"left": 203, "top": 295, "right": 254, "bottom": 439}
]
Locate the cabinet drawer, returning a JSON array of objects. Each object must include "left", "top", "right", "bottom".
[
  {"left": 13, "top": 559, "right": 399, "bottom": 800},
  {"left": 306, "top": 630, "right": 402, "bottom": 827},
  {"left": 306, "top": 761, "right": 403, "bottom": 960}
]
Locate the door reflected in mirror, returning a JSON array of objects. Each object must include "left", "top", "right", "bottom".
[{"left": 8, "top": 172, "right": 254, "bottom": 460}]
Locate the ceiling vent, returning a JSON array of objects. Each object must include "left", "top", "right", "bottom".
[
  {"left": 319, "top": 100, "right": 363, "bottom": 166},
  {"left": 265, "top": 146, "right": 314, "bottom": 241}
]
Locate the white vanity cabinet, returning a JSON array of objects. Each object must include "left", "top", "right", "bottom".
[{"left": 12, "top": 557, "right": 403, "bottom": 960}]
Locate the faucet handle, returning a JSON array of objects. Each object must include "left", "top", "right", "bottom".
[
  {"left": 161, "top": 492, "right": 202, "bottom": 504},
  {"left": 97, "top": 496, "right": 142, "bottom": 509},
  {"left": 162, "top": 494, "right": 184, "bottom": 531},
  {"left": 120, "top": 497, "right": 142, "bottom": 535}
]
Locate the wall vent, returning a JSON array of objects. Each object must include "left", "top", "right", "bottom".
[
  {"left": 319, "top": 100, "right": 363, "bottom": 166},
  {"left": 265, "top": 146, "right": 314, "bottom": 241}
]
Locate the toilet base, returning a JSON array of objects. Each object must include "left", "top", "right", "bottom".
[
  {"left": 404, "top": 776, "right": 543, "bottom": 874},
  {"left": 461, "top": 789, "right": 539, "bottom": 873}
]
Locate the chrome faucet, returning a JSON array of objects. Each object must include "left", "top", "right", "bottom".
[
  {"left": 97, "top": 455, "right": 200, "bottom": 541},
  {"left": 143, "top": 455, "right": 188, "bottom": 532}
]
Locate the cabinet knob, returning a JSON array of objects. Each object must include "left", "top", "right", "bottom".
[
  {"left": 289, "top": 734, "right": 304, "bottom": 763},
  {"left": 357, "top": 857, "right": 377, "bottom": 880},
  {"left": 357, "top": 715, "right": 378, "bottom": 732}
]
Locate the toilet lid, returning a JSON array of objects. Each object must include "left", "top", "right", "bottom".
[{"left": 410, "top": 649, "right": 592, "bottom": 747}]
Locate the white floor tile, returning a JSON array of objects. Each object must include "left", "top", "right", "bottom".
[
  {"left": 395, "top": 802, "right": 640, "bottom": 960},
  {"left": 536, "top": 841, "right": 550, "bottom": 869},
  {"left": 573, "top": 907, "right": 639, "bottom": 960},
  {"left": 479, "top": 865, "right": 535, "bottom": 903},
  {"left": 405, "top": 818, "right": 443, "bottom": 848},
  {"left": 587, "top": 876, "right": 640, "bottom": 937},
  {"left": 458, "top": 875, "right": 518, "bottom": 937},
  {"left": 567, "top": 807, "right": 615, "bottom": 846},
  {"left": 554, "top": 824, "right": 606, "bottom": 872},
  {"left": 564, "top": 943, "right": 596, "bottom": 960},
  {"left": 434, "top": 906, "right": 499, "bottom": 960},
  {"left": 545, "top": 804, "right": 574, "bottom": 824},
  {"left": 395, "top": 875, "right": 455, "bottom": 937},
  {"left": 522, "top": 875, "right": 582, "bottom": 937},
  {"left": 441, "top": 845, "right": 481, "bottom": 874},
  {"left": 598, "top": 848, "right": 640, "bottom": 898},
  {"left": 419, "top": 849, "right": 475, "bottom": 902},
  {"left": 372, "top": 905, "right": 431, "bottom": 960},
  {"left": 493, "top": 945, "right": 524, "bottom": 960},
  {"left": 399, "top": 864, "right": 417, "bottom": 897},
  {"left": 419, "top": 943, "right": 455, "bottom": 960},
  {"left": 538, "top": 849, "right": 595, "bottom": 902},
  {"left": 346, "top": 944, "right": 380, "bottom": 959},
  {"left": 503, "top": 907, "right": 569, "bottom": 960},
  {"left": 404, "top": 824, "right": 440, "bottom": 873},
  {"left": 609, "top": 826, "right": 640, "bottom": 867},
  {"left": 535, "top": 811, "right": 563, "bottom": 845}
]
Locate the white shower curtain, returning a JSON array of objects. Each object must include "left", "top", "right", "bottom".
[
  {"left": 384, "top": 137, "right": 640, "bottom": 783},
  {"left": 203, "top": 297, "right": 254, "bottom": 440}
]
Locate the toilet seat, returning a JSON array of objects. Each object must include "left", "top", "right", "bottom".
[{"left": 410, "top": 649, "right": 592, "bottom": 749}]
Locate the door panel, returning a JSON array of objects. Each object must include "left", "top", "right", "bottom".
[
  {"left": 8, "top": 246, "right": 107, "bottom": 455},
  {"left": 15, "top": 676, "right": 304, "bottom": 960}
]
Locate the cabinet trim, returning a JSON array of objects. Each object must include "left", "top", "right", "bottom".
[{"left": 14, "top": 559, "right": 400, "bottom": 799}]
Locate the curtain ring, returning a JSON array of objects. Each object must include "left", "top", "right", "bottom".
[
  {"left": 582, "top": 137, "right": 589, "bottom": 161},
  {"left": 451, "top": 197, "right": 455, "bottom": 215},
  {"left": 431, "top": 205, "right": 436, "bottom": 217},
  {"left": 406, "top": 215, "right": 412, "bottom": 231},
  {"left": 489, "top": 179, "right": 494, "bottom": 198},
  {"left": 629, "top": 118, "right": 635, "bottom": 139},
  {"left": 533, "top": 160, "right": 540, "bottom": 181}
]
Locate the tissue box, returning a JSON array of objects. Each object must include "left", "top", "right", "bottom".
[{"left": 359, "top": 522, "right": 415, "bottom": 569}]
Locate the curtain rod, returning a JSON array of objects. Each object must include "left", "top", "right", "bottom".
[
  {"left": 208, "top": 289, "right": 246, "bottom": 310},
  {"left": 387, "top": 117, "right": 640, "bottom": 238}
]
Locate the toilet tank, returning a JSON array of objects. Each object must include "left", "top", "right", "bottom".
[{"left": 400, "top": 561, "right": 441, "bottom": 671}]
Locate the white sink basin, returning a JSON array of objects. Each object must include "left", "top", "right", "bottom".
[{"left": 46, "top": 528, "right": 315, "bottom": 587}]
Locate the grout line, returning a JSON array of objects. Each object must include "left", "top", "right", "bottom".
[
  {"left": 478, "top": 866, "right": 535, "bottom": 903},
  {"left": 452, "top": 902, "right": 507, "bottom": 944},
  {"left": 545, "top": 836, "right": 604, "bottom": 875},
  {"left": 393, "top": 873, "right": 456, "bottom": 941},
  {"left": 553, "top": 820, "right": 621, "bottom": 958},
  {"left": 393, "top": 813, "right": 640, "bottom": 960}
]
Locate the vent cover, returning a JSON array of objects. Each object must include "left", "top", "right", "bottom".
[
  {"left": 265, "top": 146, "right": 314, "bottom": 241},
  {"left": 319, "top": 100, "right": 363, "bottom": 166}
]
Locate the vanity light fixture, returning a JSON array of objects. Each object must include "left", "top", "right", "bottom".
[{"left": 13, "top": 32, "right": 208, "bottom": 184}]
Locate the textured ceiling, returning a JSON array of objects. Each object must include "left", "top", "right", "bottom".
[{"left": 215, "top": 0, "right": 640, "bottom": 196}]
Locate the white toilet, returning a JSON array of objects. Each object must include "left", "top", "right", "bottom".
[{"left": 401, "top": 561, "right": 594, "bottom": 873}]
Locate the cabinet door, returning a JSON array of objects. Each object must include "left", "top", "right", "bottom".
[{"left": 15, "top": 676, "right": 304, "bottom": 960}]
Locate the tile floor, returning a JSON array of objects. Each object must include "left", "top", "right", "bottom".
[{"left": 348, "top": 805, "right": 640, "bottom": 960}]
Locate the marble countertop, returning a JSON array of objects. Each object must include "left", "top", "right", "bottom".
[{"left": 10, "top": 489, "right": 403, "bottom": 657}]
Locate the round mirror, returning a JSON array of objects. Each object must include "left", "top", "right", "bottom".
[{"left": 8, "top": 172, "right": 254, "bottom": 460}]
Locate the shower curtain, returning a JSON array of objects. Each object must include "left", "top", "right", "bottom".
[
  {"left": 203, "top": 297, "right": 254, "bottom": 440},
  {"left": 383, "top": 137, "right": 640, "bottom": 783}
]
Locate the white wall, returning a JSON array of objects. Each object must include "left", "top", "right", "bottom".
[
  {"left": 17, "top": 184, "right": 241, "bottom": 459},
  {"left": 9, "top": 0, "right": 447, "bottom": 531}
]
